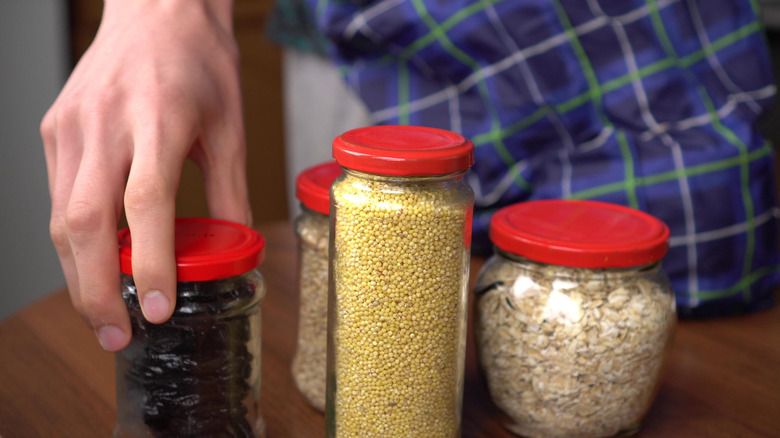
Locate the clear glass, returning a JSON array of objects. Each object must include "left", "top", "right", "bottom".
[
  {"left": 326, "top": 168, "right": 474, "bottom": 438},
  {"left": 474, "top": 250, "right": 677, "bottom": 438},
  {"left": 292, "top": 205, "right": 330, "bottom": 412},
  {"left": 115, "top": 270, "right": 266, "bottom": 438}
]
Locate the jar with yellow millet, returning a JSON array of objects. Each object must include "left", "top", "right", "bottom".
[{"left": 327, "top": 125, "right": 475, "bottom": 438}]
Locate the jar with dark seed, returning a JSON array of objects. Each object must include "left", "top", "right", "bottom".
[
  {"left": 115, "top": 218, "right": 266, "bottom": 438},
  {"left": 292, "top": 161, "right": 341, "bottom": 412},
  {"left": 327, "top": 126, "right": 475, "bottom": 437}
]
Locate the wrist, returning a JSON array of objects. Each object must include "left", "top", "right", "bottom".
[{"left": 102, "top": 0, "right": 235, "bottom": 34}]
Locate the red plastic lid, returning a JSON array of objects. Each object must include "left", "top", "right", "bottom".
[
  {"left": 118, "top": 218, "right": 265, "bottom": 281},
  {"left": 296, "top": 161, "right": 341, "bottom": 215},
  {"left": 333, "top": 125, "right": 474, "bottom": 176},
  {"left": 490, "top": 200, "right": 670, "bottom": 268}
]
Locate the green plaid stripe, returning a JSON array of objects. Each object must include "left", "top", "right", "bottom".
[
  {"left": 404, "top": 0, "right": 532, "bottom": 190},
  {"left": 307, "top": 0, "right": 779, "bottom": 315},
  {"left": 645, "top": 0, "right": 756, "bottom": 300},
  {"left": 470, "top": 20, "right": 762, "bottom": 146}
]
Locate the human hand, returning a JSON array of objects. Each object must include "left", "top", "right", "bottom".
[{"left": 40, "top": 0, "right": 251, "bottom": 351}]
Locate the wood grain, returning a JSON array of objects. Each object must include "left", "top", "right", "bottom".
[{"left": 0, "top": 222, "right": 778, "bottom": 437}]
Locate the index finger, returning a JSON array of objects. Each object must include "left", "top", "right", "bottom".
[{"left": 123, "top": 135, "right": 187, "bottom": 324}]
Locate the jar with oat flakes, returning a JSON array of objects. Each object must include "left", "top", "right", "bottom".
[
  {"left": 474, "top": 200, "right": 676, "bottom": 438},
  {"left": 292, "top": 161, "right": 341, "bottom": 412},
  {"left": 327, "top": 126, "right": 474, "bottom": 437}
]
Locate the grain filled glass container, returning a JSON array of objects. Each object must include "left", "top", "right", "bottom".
[
  {"left": 292, "top": 161, "right": 342, "bottom": 412},
  {"left": 327, "top": 125, "right": 475, "bottom": 437},
  {"left": 474, "top": 200, "right": 676, "bottom": 438},
  {"left": 115, "top": 218, "right": 266, "bottom": 438}
]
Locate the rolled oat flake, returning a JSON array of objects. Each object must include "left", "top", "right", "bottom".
[
  {"left": 327, "top": 125, "right": 475, "bottom": 437},
  {"left": 474, "top": 200, "right": 676, "bottom": 438}
]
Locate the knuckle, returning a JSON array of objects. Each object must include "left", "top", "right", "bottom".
[
  {"left": 153, "top": 79, "right": 181, "bottom": 100},
  {"left": 40, "top": 110, "right": 55, "bottom": 140},
  {"left": 79, "top": 290, "right": 116, "bottom": 325},
  {"left": 65, "top": 200, "right": 104, "bottom": 239},
  {"left": 144, "top": 75, "right": 186, "bottom": 106},
  {"left": 47, "top": 104, "right": 80, "bottom": 137},
  {"left": 56, "top": 99, "right": 81, "bottom": 124},
  {"left": 49, "top": 216, "right": 69, "bottom": 250},
  {"left": 134, "top": 87, "right": 196, "bottom": 134},
  {"left": 124, "top": 177, "right": 171, "bottom": 214},
  {"left": 82, "top": 89, "right": 121, "bottom": 125}
]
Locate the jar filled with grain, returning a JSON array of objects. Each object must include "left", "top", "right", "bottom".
[
  {"left": 115, "top": 218, "right": 266, "bottom": 438},
  {"left": 327, "top": 125, "right": 475, "bottom": 437},
  {"left": 292, "top": 161, "right": 341, "bottom": 412},
  {"left": 474, "top": 200, "right": 676, "bottom": 438}
]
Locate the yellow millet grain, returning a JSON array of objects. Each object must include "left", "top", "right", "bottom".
[{"left": 331, "top": 172, "right": 470, "bottom": 437}]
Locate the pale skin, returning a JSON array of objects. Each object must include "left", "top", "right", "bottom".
[{"left": 41, "top": 0, "right": 251, "bottom": 351}]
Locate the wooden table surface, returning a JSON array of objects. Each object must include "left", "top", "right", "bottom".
[{"left": 0, "top": 222, "right": 778, "bottom": 437}]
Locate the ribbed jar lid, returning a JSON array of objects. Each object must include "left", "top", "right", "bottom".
[
  {"left": 490, "top": 200, "right": 670, "bottom": 268},
  {"left": 296, "top": 161, "right": 341, "bottom": 215},
  {"left": 333, "top": 125, "right": 474, "bottom": 176},
  {"left": 119, "top": 218, "right": 265, "bottom": 281}
]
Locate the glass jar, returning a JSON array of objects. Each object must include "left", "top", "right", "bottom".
[
  {"left": 326, "top": 126, "right": 475, "bottom": 437},
  {"left": 474, "top": 200, "right": 676, "bottom": 438},
  {"left": 115, "top": 218, "right": 266, "bottom": 438},
  {"left": 292, "top": 161, "right": 341, "bottom": 412}
]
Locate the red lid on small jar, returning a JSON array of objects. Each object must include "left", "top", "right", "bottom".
[
  {"left": 333, "top": 125, "right": 474, "bottom": 176},
  {"left": 118, "top": 218, "right": 265, "bottom": 282},
  {"left": 296, "top": 161, "right": 341, "bottom": 215},
  {"left": 490, "top": 200, "right": 670, "bottom": 268}
]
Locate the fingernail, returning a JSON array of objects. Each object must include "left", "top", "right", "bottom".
[
  {"left": 142, "top": 290, "right": 170, "bottom": 323},
  {"left": 97, "top": 325, "right": 127, "bottom": 351}
]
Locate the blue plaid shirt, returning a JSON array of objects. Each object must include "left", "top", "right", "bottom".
[{"left": 290, "top": 0, "right": 780, "bottom": 316}]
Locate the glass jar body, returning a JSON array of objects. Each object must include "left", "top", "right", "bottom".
[
  {"left": 474, "top": 251, "right": 676, "bottom": 438},
  {"left": 292, "top": 205, "right": 330, "bottom": 411},
  {"left": 115, "top": 271, "right": 266, "bottom": 438},
  {"left": 326, "top": 169, "right": 474, "bottom": 437}
]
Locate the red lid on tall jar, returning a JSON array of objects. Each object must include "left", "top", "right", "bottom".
[
  {"left": 118, "top": 218, "right": 265, "bottom": 282},
  {"left": 296, "top": 161, "right": 341, "bottom": 215},
  {"left": 332, "top": 125, "right": 474, "bottom": 176},
  {"left": 490, "top": 200, "right": 670, "bottom": 268}
]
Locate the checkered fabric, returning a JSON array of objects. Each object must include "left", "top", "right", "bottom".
[{"left": 303, "top": 0, "right": 780, "bottom": 316}]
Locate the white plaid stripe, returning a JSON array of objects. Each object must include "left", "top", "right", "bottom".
[
  {"left": 470, "top": 161, "right": 529, "bottom": 207},
  {"left": 465, "top": 0, "right": 684, "bottom": 208},
  {"left": 447, "top": 86, "right": 461, "bottom": 133},
  {"left": 311, "top": 0, "right": 779, "bottom": 310},
  {"left": 368, "top": 0, "right": 681, "bottom": 122},
  {"left": 669, "top": 207, "right": 780, "bottom": 247},
  {"left": 639, "top": 84, "right": 776, "bottom": 141},
  {"left": 686, "top": 0, "right": 764, "bottom": 114},
  {"left": 588, "top": 0, "right": 700, "bottom": 294},
  {"left": 343, "top": 0, "right": 442, "bottom": 88},
  {"left": 578, "top": 126, "right": 615, "bottom": 152},
  {"left": 484, "top": 1, "right": 577, "bottom": 198},
  {"left": 344, "top": 0, "right": 405, "bottom": 39}
]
